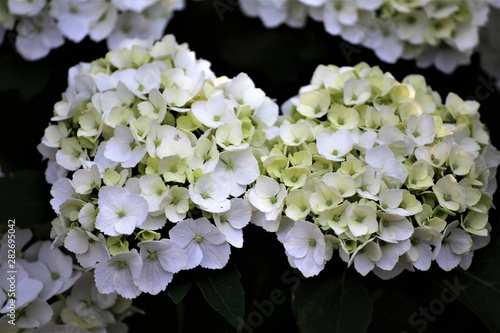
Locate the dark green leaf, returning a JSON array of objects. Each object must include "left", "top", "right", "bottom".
[
  {"left": 434, "top": 235, "right": 500, "bottom": 332},
  {"left": 168, "top": 278, "right": 193, "bottom": 304},
  {"left": 195, "top": 264, "right": 245, "bottom": 329},
  {"left": 293, "top": 271, "right": 372, "bottom": 333},
  {"left": 0, "top": 52, "right": 51, "bottom": 100},
  {"left": 0, "top": 170, "right": 52, "bottom": 230}
]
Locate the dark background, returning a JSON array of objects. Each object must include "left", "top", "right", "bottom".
[{"left": 0, "top": 1, "right": 498, "bottom": 332}]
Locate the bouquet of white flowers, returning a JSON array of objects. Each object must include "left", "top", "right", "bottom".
[
  {"left": 247, "top": 62, "right": 500, "bottom": 279},
  {"left": 38, "top": 34, "right": 279, "bottom": 298},
  {"left": 0, "top": 0, "right": 184, "bottom": 61}
]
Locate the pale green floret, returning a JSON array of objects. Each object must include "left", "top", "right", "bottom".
[
  {"left": 407, "top": 160, "right": 434, "bottom": 190},
  {"left": 107, "top": 236, "right": 130, "bottom": 256},
  {"left": 285, "top": 189, "right": 312, "bottom": 221},
  {"left": 327, "top": 105, "right": 360, "bottom": 130},
  {"left": 432, "top": 175, "right": 467, "bottom": 212},
  {"left": 281, "top": 166, "right": 310, "bottom": 189},
  {"left": 461, "top": 211, "right": 489, "bottom": 236}
]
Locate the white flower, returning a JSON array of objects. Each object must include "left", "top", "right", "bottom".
[
  {"left": 340, "top": 203, "right": 378, "bottom": 237},
  {"left": 213, "top": 148, "right": 260, "bottom": 197},
  {"left": 362, "top": 21, "right": 403, "bottom": 63},
  {"left": 282, "top": 221, "right": 328, "bottom": 277},
  {"left": 50, "top": 0, "right": 107, "bottom": 43},
  {"left": 169, "top": 218, "right": 231, "bottom": 270},
  {"left": 213, "top": 198, "right": 252, "bottom": 248},
  {"left": 155, "top": 125, "right": 194, "bottom": 159},
  {"left": 89, "top": 2, "right": 118, "bottom": 42},
  {"left": 65, "top": 271, "right": 117, "bottom": 328},
  {"left": 248, "top": 176, "right": 287, "bottom": 222},
  {"left": 106, "top": 11, "right": 155, "bottom": 50},
  {"left": 365, "top": 145, "right": 408, "bottom": 187},
  {"left": 23, "top": 242, "right": 80, "bottom": 300},
  {"left": 191, "top": 91, "right": 238, "bottom": 128},
  {"left": 64, "top": 228, "right": 110, "bottom": 268},
  {"left": 375, "top": 239, "right": 411, "bottom": 272},
  {"left": 377, "top": 212, "right": 414, "bottom": 242},
  {"left": 349, "top": 239, "right": 382, "bottom": 276},
  {"left": 433, "top": 221, "right": 472, "bottom": 271},
  {"left": 139, "top": 174, "right": 169, "bottom": 212},
  {"left": 406, "top": 114, "right": 435, "bottom": 146},
  {"left": 135, "top": 239, "right": 187, "bottom": 295},
  {"left": 55, "top": 138, "right": 87, "bottom": 171},
  {"left": 189, "top": 173, "right": 231, "bottom": 213},
  {"left": 94, "top": 249, "right": 143, "bottom": 299},
  {"left": 72, "top": 164, "right": 101, "bottom": 195},
  {"left": 1, "top": 264, "right": 42, "bottom": 312},
  {"left": 49, "top": 178, "right": 77, "bottom": 214},
  {"left": 189, "top": 136, "right": 220, "bottom": 173},
  {"left": 343, "top": 78, "right": 371, "bottom": 106},
  {"left": 161, "top": 186, "right": 190, "bottom": 222},
  {"left": 15, "top": 14, "right": 64, "bottom": 61},
  {"left": 406, "top": 227, "right": 440, "bottom": 271},
  {"left": 95, "top": 185, "right": 148, "bottom": 236},
  {"left": 104, "top": 125, "right": 146, "bottom": 168},
  {"left": 10, "top": 298, "right": 53, "bottom": 329},
  {"left": 7, "top": 0, "right": 46, "bottom": 16},
  {"left": 224, "top": 72, "right": 266, "bottom": 110},
  {"left": 316, "top": 129, "right": 354, "bottom": 161},
  {"left": 137, "top": 89, "right": 167, "bottom": 121}
]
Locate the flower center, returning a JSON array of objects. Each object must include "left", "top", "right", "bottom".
[{"left": 195, "top": 235, "right": 203, "bottom": 243}]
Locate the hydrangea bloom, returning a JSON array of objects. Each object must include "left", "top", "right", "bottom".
[
  {"left": 0, "top": 228, "right": 133, "bottom": 332},
  {"left": 0, "top": 0, "right": 185, "bottom": 61},
  {"left": 249, "top": 62, "right": 500, "bottom": 279},
  {"left": 240, "top": 0, "right": 496, "bottom": 74},
  {"left": 39, "top": 35, "right": 279, "bottom": 298}
]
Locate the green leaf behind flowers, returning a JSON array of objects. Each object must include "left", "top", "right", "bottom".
[
  {"left": 434, "top": 230, "right": 500, "bottom": 332},
  {"left": 168, "top": 278, "right": 193, "bottom": 305},
  {"left": 0, "top": 170, "right": 52, "bottom": 231},
  {"left": 195, "top": 263, "right": 245, "bottom": 330},
  {"left": 293, "top": 271, "right": 373, "bottom": 333}
]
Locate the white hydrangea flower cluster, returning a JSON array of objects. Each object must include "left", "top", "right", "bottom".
[
  {"left": 0, "top": 0, "right": 185, "bottom": 61},
  {"left": 247, "top": 62, "right": 500, "bottom": 279},
  {"left": 39, "top": 34, "right": 279, "bottom": 298},
  {"left": 239, "top": 0, "right": 494, "bottom": 74},
  {"left": 0, "top": 228, "right": 134, "bottom": 332}
]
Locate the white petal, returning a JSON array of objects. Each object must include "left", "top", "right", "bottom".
[
  {"left": 435, "top": 245, "right": 461, "bottom": 271},
  {"left": 199, "top": 241, "right": 231, "bottom": 269}
]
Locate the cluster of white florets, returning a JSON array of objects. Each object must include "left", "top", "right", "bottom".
[
  {"left": 249, "top": 62, "right": 500, "bottom": 279},
  {"left": 0, "top": 0, "right": 184, "bottom": 60},
  {"left": 240, "top": 0, "right": 497, "bottom": 74},
  {"left": 39, "top": 34, "right": 279, "bottom": 298},
  {"left": 0, "top": 228, "right": 133, "bottom": 333}
]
